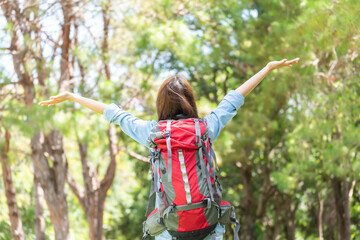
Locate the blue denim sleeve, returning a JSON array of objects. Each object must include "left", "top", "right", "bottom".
[
  {"left": 102, "top": 103, "right": 157, "bottom": 146},
  {"left": 203, "top": 90, "right": 244, "bottom": 141}
]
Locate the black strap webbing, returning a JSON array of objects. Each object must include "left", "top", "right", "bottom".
[
  {"left": 209, "top": 141, "right": 219, "bottom": 170},
  {"left": 202, "top": 141, "right": 217, "bottom": 180},
  {"left": 145, "top": 171, "right": 155, "bottom": 217},
  {"left": 231, "top": 207, "right": 240, "bottom": 240}
]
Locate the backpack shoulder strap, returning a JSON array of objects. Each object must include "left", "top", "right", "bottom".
[
  {"left": 194, "top": 119, "right": 214, "bottom": 202},
  {"left": 146, "top": 122, "right": 162, "bottom": 148},
  {"left": 165, "top": 120, "right": 172, "bottom": 182},
  {"left": 199, "top": 118, "right": 219, "bottom": 171},
  {"left": 199, "top": 118, "right": 209, "bottom": 140},
  {"left": 145, "top": 148, "right": 161, "bottom": 217},
  {"left": 209, "top": 139, "right": 219, "bottom": 171}
]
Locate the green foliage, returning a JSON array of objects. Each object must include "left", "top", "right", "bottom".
[{"left": 0, "top": 0, "right": 359, "bottom": 239}]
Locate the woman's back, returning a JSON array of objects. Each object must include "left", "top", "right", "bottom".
[{"left": 102, "top": 89, "right": 245, "bottom": 147}]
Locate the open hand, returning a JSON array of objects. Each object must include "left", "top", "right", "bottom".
[
  {"left": 39, "top": 91, "right": 73, "bottom": 107},
  {"left": 267, "top": 58, "right": 300, "bottom": 71}
]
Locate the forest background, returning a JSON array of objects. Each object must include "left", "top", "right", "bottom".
[{"left": 0, "top": 0, "right": 359, "bottom": 239}]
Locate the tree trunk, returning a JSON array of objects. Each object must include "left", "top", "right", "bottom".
[
  {"left": 331, "top": 177, "right": 351, "bottom": 240},
  {"left": 317, "top": 192, "right": 323, "bottom": 240},
  {"left": 101, "top": 3, "right": 111, "bottom": 81},
  {"left": 241, "top": 163, "right": 255, "bottom": 240},
  {"left": 0, "top": 3, "right": 34, "bottom": 106},
  {"left": 282, "top": 194, "right": 297, "bottom": 240},
  {"left": 59, "top": 0, "right": 74, "bottom": 92},
  {"left": 323, "top": 191, "right": 337, "bottom": 240},
  {"left": 67, "top": 124, "right": 118, "bottom": 240},
  {"left": 34, "top": 173, "right": 46, "bottom": 240},
  {"left": 79, "top": 141, "right": 101, "bottom": 240},
  {"left": 272, "top": 192, "right": 282, "bottom": 240},
  {"left": 0, "top": 130, "right": 24, "bottom": 240},
  {"left": 256, "top": 168, "right": 274, "bottom": 219},
  {"left": 31, "top": 130, "right": 69, "bottom": 240}
]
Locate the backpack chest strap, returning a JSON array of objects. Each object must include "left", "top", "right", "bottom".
[{"left": 167, "top": 198, "right": 212, "bottom": 212}]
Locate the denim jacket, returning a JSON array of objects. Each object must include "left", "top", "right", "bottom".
[{"left": 103, "top": 90, "right": 244, "bottom": 146}]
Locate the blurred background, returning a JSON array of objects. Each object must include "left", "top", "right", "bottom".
[{"left": 0, "top": 0, "right": 359, "bottom": 239}]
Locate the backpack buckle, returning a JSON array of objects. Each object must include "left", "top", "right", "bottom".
[
  {"left": 203, "top": 198, "right": 211, "bottom": 208},
  {"left": 154, "top": 150, "right": 161, "bottom": 159},
  {"left": 164, "top": 130, "right": 171, "bottom": 138},
  {"left": 170, "top": 203, "right": 176, "bottom": 212},
  {"left": 150, "top": 149, "right": 161, "bottom": 159},
  {"left": 157, "top": 217, "right": 165, "bottom": 226}
]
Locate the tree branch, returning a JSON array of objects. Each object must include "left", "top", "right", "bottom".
[
  {"left": 100, "top": 124, "right": 118, "bottom": 191},
  {"left": 65, "top": 161, "right": 86, "bottom": 211},
  {"left": 118, "top": 147, "right": 149, "bottom": 163}
]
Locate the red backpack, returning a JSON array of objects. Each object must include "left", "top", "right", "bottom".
[{"left": 142, "top": 118, "right": 240, "bottom": 240}]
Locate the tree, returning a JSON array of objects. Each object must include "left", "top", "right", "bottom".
[
  {"left": 1, "top": 1, "right": 73, "bottom": 239},
  {"left": 66, "top": 125, "right": 118, "bottom": 240},
  {"left": 0, "top": 129, "right": 24, "bottom": 240},
  {"left": 0, "top": 0, "right": 359, "bottom": 239}
]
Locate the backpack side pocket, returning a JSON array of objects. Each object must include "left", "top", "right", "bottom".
[
  {"left": 219, "top": 201, "right": 235, "bottom": 225},
  {"left": 143, "top": 209, "right": 167, "bottom": 236}
]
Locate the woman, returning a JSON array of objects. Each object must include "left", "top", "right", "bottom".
[{"left": 39, "top": 58, "right": 299, "bottom": 239}]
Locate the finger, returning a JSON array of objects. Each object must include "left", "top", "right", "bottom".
[
  {"left": 40, "top": 100, "right": 56, "bottom": 106},
  {"left": 288, "top": 59, "right": 299, "bottom": 64},
  {"left": 290, "top": 58, "right": 300, "bottom": 64},
  {"left": 282, "top": 59, "right": 287, "bottom": 63},
  {"left": 39, "top": 100, "right": 53, "bottom": 105},
  {"left": 284, "top": 61, "right": 296, "bottom": 67}
]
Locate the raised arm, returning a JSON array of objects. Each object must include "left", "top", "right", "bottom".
[
  {"left": 236, "top": 58, "right": 300, "bottom": 97},
  {"left": 204, "top": 58, "right": 300, "bottom": 141},
  {"left": 39, "top": 91, "right": 108, "bottom": 114},
  {"left": 39, "top": 92, "right": 156, "bottom": 146}
]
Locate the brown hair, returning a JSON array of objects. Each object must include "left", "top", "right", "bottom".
[{"left": 156, "top": 74, "right": 199, "bottom": 121}]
